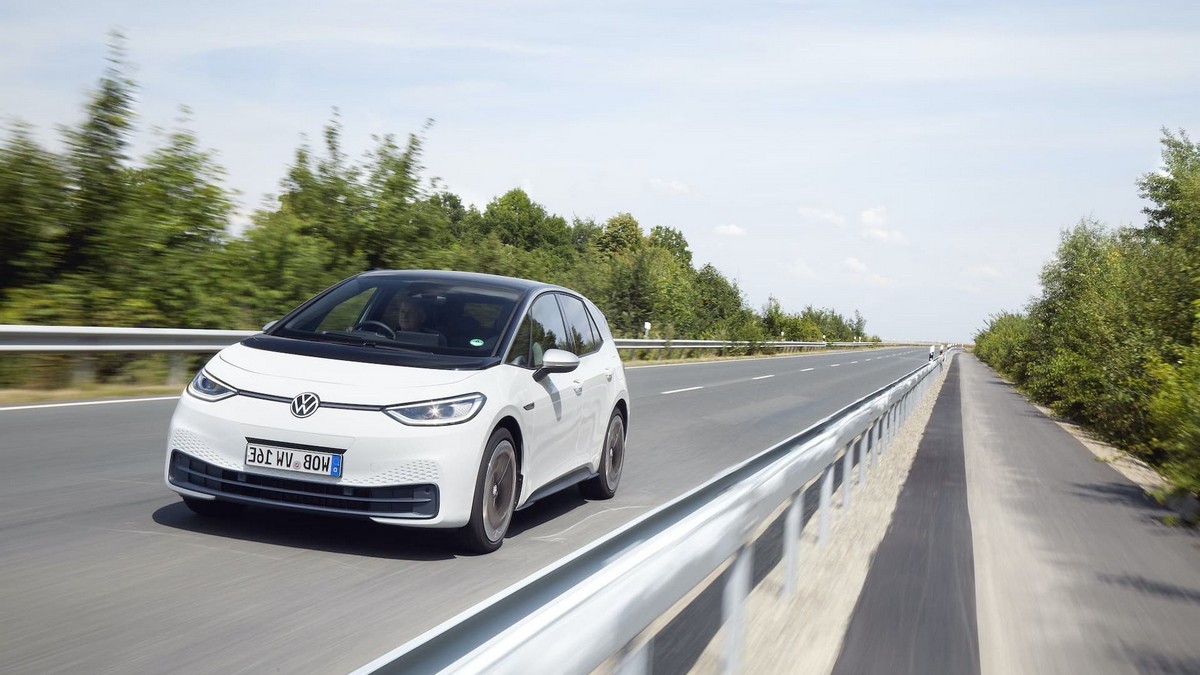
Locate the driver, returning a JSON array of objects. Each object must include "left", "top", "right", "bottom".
[{"left": 397, "top": 300, "right": 428, "bottom": 333}]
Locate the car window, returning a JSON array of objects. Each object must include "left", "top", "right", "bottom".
[
  {"left": 505, "top": 294, "right": 568, "bottom": 368},
  {"left": 314, "top": 287, "right": 376, "bottom": 333},
  {"left": 276, "top": 276, "right": 521, "bottom": 358},
  {"left": 505, "top": 316, "right": 533, "bottom": 367},
  {"left": 557, "top": 293, "right": 601, "bottom": 356}
]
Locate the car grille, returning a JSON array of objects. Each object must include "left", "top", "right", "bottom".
[{"left": 169, "top": 450, "right": 438, "bottom": 518}]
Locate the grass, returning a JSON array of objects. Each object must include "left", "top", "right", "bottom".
[{"left": 0, "top": 384, "right": 183, "bottom": 406}]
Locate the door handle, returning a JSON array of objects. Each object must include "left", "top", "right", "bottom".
[
  {"left": 604, "top": 368, "right": 614, "bottom": 381},
  {"left": 572, "top": 380, "right": 584, "bottom": 394}
]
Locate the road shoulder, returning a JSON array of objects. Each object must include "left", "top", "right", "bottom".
[{"left": 961, "top": 354, "right": 1200, "bottom": 675}]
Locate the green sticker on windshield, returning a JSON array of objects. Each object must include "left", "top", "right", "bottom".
[{"left": 470, "top": 338, "right": 485, "bottom": 347}]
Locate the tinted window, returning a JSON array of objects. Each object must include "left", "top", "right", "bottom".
[
  {"left": 505, "top": 316, "right": 532, "bottom": 367},
  {"left": 557, "top": 294, "right": 601, "bottom": 355},
  {"left": 530, "top": 294, "right": 570, "bottom": 366}
]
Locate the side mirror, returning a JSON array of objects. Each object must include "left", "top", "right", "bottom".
[
  {"left": 533, "top": 348, "right": 580, "bottom": 381},
  {"left": 262, "top": 320, "right": 277, "bottom": 332}
]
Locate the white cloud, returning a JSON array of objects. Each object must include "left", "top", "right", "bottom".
[
  {"left": 649, "top": 178, "right": 691, "bottom": 195},
  {"left": 844, "top": 257, "right": 869, "bottom": 274},
  {"left": 797, "top": 206, "right": 846, "bottom": 227},
  {"left": 860, "top": 207, "right": 889, "bottom": 227},
  {"left": 789, "top": 257, "right": 817, "bottom": 279},
  {"left": 842, "top": 257, "right": 895, "bottom": 288},
  {"left": 861, "top": 227, "right": 909, "bottom": 244},
  {"left": 714, "top": 224, "right": 747, "bottom": 237}
]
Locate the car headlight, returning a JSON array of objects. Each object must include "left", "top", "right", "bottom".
[
  {"left": 384, "top": 393, "right": 486, "bottom": 426},
  {"left": 187, "top": 369, "right": 237, "bottom": 402}
]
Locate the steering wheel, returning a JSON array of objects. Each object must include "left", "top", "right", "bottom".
[{"left": 351, "top": 320, "right": 397, "bottom": 340}]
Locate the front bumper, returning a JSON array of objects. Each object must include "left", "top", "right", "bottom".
[
  {"left": 164, "top": 390, "right": 490, "bottom": 528},
  {"left": 168, "top": 450, "right": 439, "bottom": 518}
]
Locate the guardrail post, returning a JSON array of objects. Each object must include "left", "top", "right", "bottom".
[
  {"left": 841, "top": 439, "right": 854, "bottom": 510},
  {"left": 874, "top": 414, "right": 882, "bottom": 467},
  {"left": 882, "top": 406, "right": 893, "bottom": 463},
  {"left": 782, "top": 492, "right": 802, "bottom": 598},
  {"left": 722, "top": 544, "right": 753, "bottom": 674},
  {"left": 167, "top": 354, "right": 186, "bottom": 387},
  {"left": 818, "top": 464, "right": 834, "bottom": 545},
  {"left": 882, "top": 408, "right": 892, "bottom": 458},
  {"left": 70, "top": 355, "right": 95, "bottom": 387},
  {"left": 615, "top": 637, "right": 653, "bottom": 675},
  {"left": 858, "top": 425, "right": 870, "bottom": 485}
]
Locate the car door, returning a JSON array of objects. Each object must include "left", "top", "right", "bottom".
[
  {"left": 504, "top": 293, "right": 582, "bottom": 496},
  {"left": 554, "top": 293, "right": 609, "bottom": 471}
]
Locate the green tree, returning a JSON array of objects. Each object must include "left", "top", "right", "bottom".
[
  {"left": 478, "top": 188, "right": 570, "bottom": 253},
  {"left": 122, "top": 115, "right": 235, "bottom": 326},
  {"left": 693, "top": 263, "right": 744, "bottom": 336},
  {"left": 61, "top": 32, "right": 136, "bottom": 280},
  {"left": 596, "top": 212, "right": 644, "bottom": 255},
  {"left": 0, "top": 124, "right": 69, "bottom": 291},
  {"left": 649, "top": 225, "right": 692, "bottom": 269}
]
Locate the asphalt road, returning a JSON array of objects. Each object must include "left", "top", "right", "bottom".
[
  {"left": 832, "top": 357, "right": 980, "bottom": 675},
  {"left": 0, "top": 347, "right": 927, "bottom": 674},
  {"left": 829, "top": 354, "right": 1200, "bottom": 675},
  {"left": 958, "top": 354, "right": 1200, "bottom": 675}
]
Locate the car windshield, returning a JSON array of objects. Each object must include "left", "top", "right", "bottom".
[{"left": 272, "top": 276, "right": 522, "bottom": 357}]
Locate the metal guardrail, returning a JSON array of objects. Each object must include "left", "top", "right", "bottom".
[
  {"left": 0, "top": 325, "right": 257, "bottom": 352},
  {"left": 0, "top": 325, "right": 929, "bottom": 353},
  {"left": 354, "top": 350, "right": 956, "bottom": 675}
]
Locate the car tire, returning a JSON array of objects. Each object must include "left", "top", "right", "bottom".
[
  {"left": 460, "top": 428, "right": 518, "bottom": 555},
  {"left": 580, "top": 410, "right": 625, "bottom": 500},
  {"left": 182, "top": 496, "right": 247, "bottom": 518}
]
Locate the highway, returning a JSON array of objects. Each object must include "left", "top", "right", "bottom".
[{"left": 0, "top": 347, "right": 927, "bottom": 674}]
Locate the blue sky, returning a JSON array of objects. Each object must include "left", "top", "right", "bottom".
[{"left": 2, "top": 0, "right": 1198, "bottom": 342}]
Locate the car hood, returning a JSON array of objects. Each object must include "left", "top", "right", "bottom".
[{"left": 210, "top": 343, "right": 483, "bottom": 405}]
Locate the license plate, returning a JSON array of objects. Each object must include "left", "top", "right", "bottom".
[{"left": 246, "top": 442, "right": 343, "bottom": 477}]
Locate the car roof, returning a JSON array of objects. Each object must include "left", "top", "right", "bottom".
[{"left": 358, "top": 269, "right": 564, "bottom": 295}]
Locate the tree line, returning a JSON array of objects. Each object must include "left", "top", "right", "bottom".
[
  {"left": 0, "top": 42, "right": 877, "bottom": 387},
  {"left": 975, "top": 130, "right": 1200, "bottom": 497}
]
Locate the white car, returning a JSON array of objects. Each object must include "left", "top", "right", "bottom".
[{"left": 164, "top": 270, "right": 630, "bottom": 553}]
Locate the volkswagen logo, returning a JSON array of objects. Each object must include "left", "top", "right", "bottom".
[{"left": 290, "top": 392, "right": 320, "bottom": 418}]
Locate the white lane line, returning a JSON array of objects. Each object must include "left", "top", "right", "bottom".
[
  {"left": 851, "top": 361, "right": 859, "bottom": 364},
  {"left": 800, "top": 367, "right": 815, "bottom": 372},
  {"left": 661, "top": 386, "right": 704, "bottom": 395},
  {"left": 751, "top": 375, "right": 775, "bottom": 380},
  {"left": 830, "top": 364, "right": 841, "bottom": 367},
  {"left": 531, "top": 505, "right": 651, "bottom": 542},
  {"left": 865, "top": 358, "right": 873, "bottom": 361},
  {"left": 0, "top": 395, "right": 181, "bottom": 412}
]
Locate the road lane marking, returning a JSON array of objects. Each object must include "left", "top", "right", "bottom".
[
  {"left": 661, "top": 386, "right": 704, "bottom": 395},
  {"left": 531, "top": 505, "right": 651, "bottom": 542},
  {"left": 830, "top": 364, "right": 841, "bottom": 367},
  {"left": 851, "top": 361, "right": 859, "bottom": 364},
  {"left": 0, "top": 395, "right": 181, "bottom": 412},
  {"left": 752, "top": 375, "right": 775, "bottom": 380},
  {"left": 801, "top": 367, "right": 815, "bottom": 372},
  {"left": 865, "top": 358, "right": 873, "bottom": 361}
]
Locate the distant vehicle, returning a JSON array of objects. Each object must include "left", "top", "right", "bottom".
[{"left": 164, "top": 270, "right": 630, "bottom": 553}]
